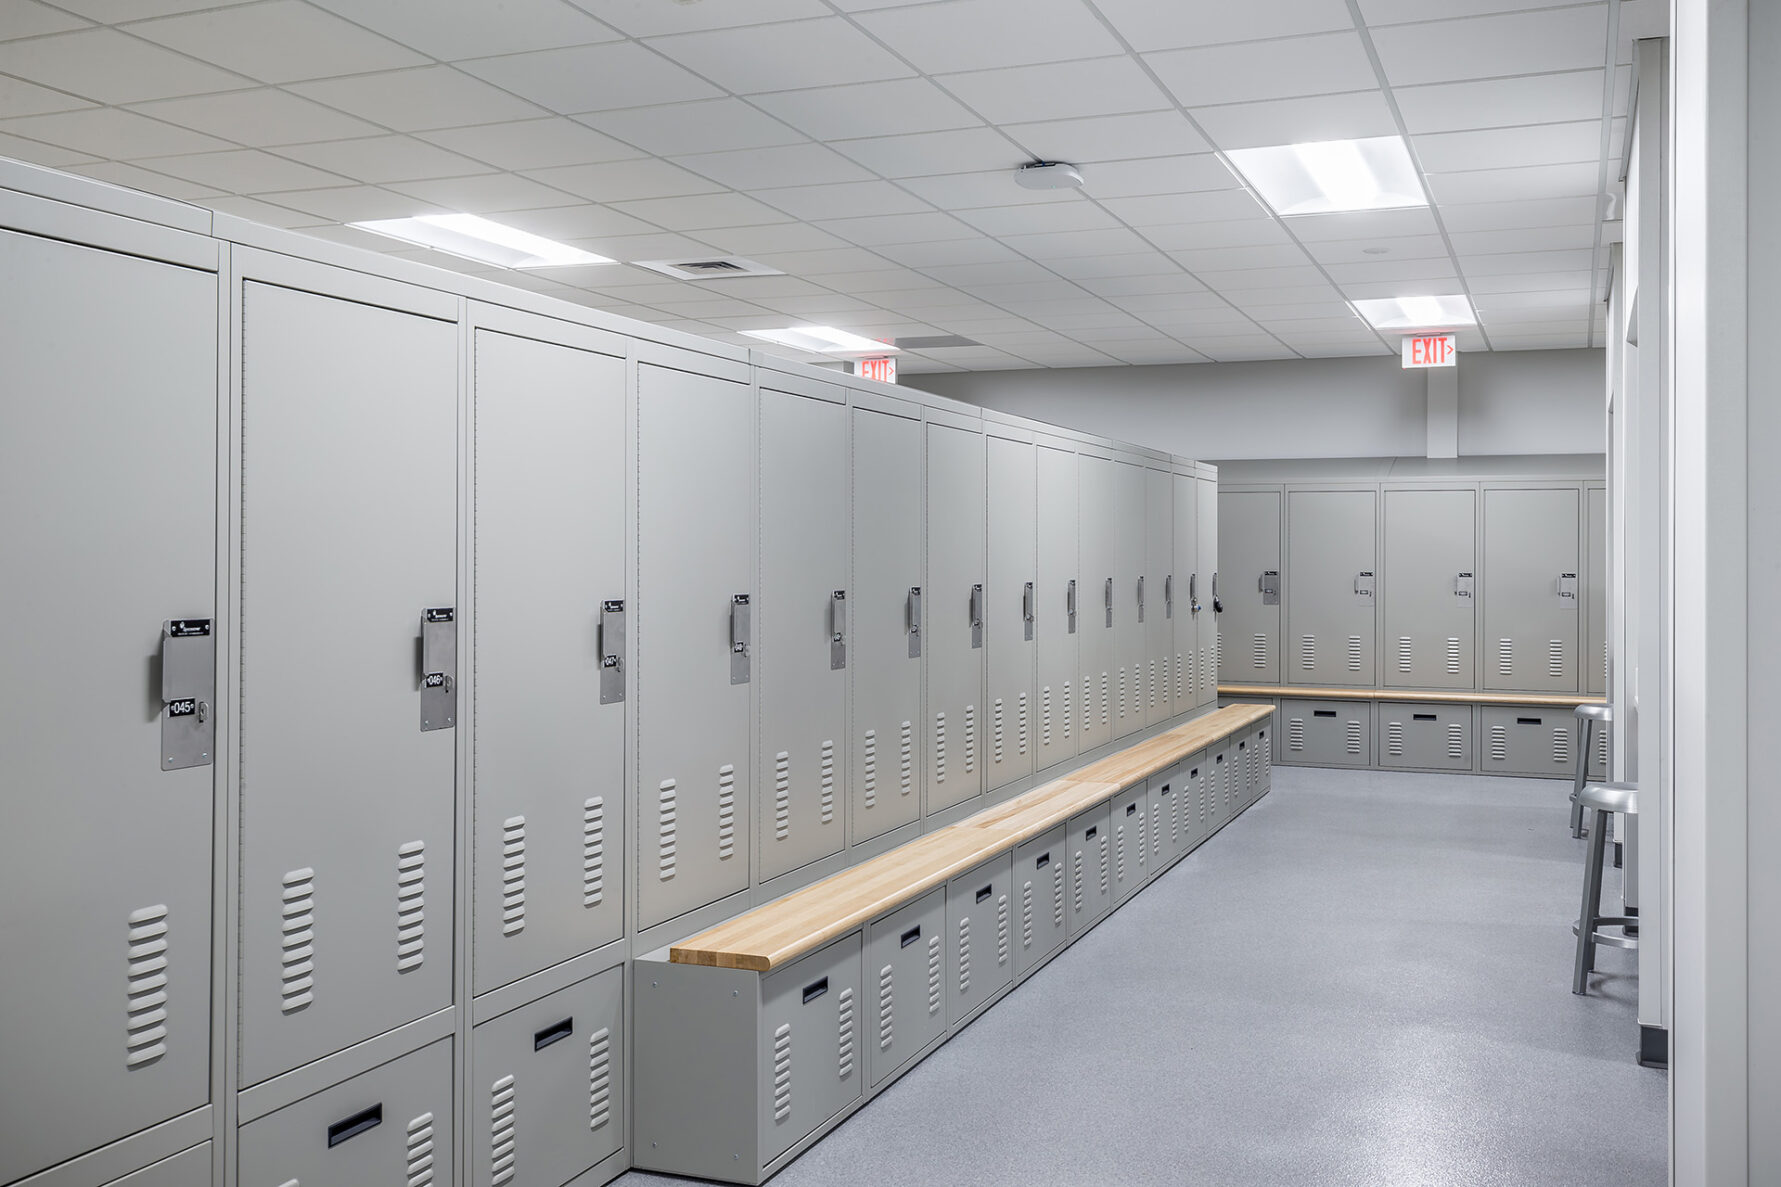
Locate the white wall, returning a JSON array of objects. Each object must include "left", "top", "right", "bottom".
[{"left": 909, "top": 347, "right": 1605, "bottom": 460}]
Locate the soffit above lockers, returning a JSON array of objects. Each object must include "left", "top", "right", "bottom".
[
  {"left": 1214, "top": 453, "right": 1607, "bottom": 484},
  {"left": 0, "top": 0, "right": 1664, "bottom": 372}
]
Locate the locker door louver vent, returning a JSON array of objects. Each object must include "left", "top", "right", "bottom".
[
  {"left": 1150, "top": 801, "right": 1161, "bottom": 864},
  {"left": 1386, "top": 722, "right": 1404, "bottom": 758},
  {"left": 771, "top": 1025, "right": 792, "bottom": 1123},
  {"left": 396, "top": 841, "right": 426, "bottom": 973},
  {"left": 1345, "top": 720, "right": 1362, "bottom": 755},
  {"left": 837, "top": 987, "right": 855, "bottom": 1080},
  {"left": 1175, "top": 652, "right": 1185, "bottom": 703},
  {"left": 956, "top": 917, "right": 971, "bottom": 995},
  {"left": 1100, "top": 673, "right": 1109, "bottom": 724},
  {"left": 1060, "top": 680, "right": 1072, "bottom": 740},
  {"left": 1497, "top": 638, "right": 1514, "bottom": 676},
  {"left": 1347, "top": 636, "right": 1362, "bottom": 673},
  {"left": 588, "top": 1027, "right": 611, "bottom": 1130},
  {"left": 1262, "top": 740, "right": 1272, "bottom": 782},
  {"left": 1446, "top": 637, "right": 1462, "bottom": 675},
  {"left": 1097, "top": 834, "right": 1110, "bottom": 895},
  {"left": 1041, "top": 686, "right": 1053, "bottom": 748},
  {"left": 926, "top": 935, "right": 941, "bottom": 1015},
  {"left": 1552, "top": 727, "right": 1571, "bottom": 766},
  {"left": 126, "top": 904, "right": 170, "bottom": 1067},
  {"left": 1603, "top": 640, "right": 1609, "bottom": 684},
  {"left": 995, "top": 892, "right": 1010, "bottom": 966},
  {"left": 878, "top": 964, "right": 895, "bottom": 1050},
  {"left": 1021, "top": 881, "right": 1034, "bottom": 950},
  {"left": 1288, "top": 718, "right": 1305, "bottom": 752},
  {"left": 501, "top": 817, "right": 526, "bottom": 937},
  {"left": 1447, "top": 723, "right": 1465, "bottom": 759},
  {"left": 1052, "top": 860, "right": 1065, "bottom": 927},
  {"left": 1117, "top": 668, "right": 1126, "bottom": 720},
  {"left": 280, "top": 868, "right": 315, "bottom": 1013},
  {"left": 1489, "top": 725, "right": 1508, "bottom": 761},
  {"left": 657, "top": 780, "right": 677, "bottom": 880},
  {"left": 899, "top": 722, "right": 913, "bottom": 795},
  {"left": 490, "top": 1078, "right": 517, "bottom": 1187},
  {"left": 717, "top": 765, "right": 736, "bottom": 860},
  {"left": 934, "top": 712, "right": 946, "bottom": 783},
  {"left": 1072, "top": 850, "right": 1084, "bottom": 914},
  {"left": 1114, "top": 822, "right": 1126, "bottom": 884},
  {"left": 1017, "top": 693, "right": 1028, "bottom": 756},
  {"left": 1214, "top": 634, "right": 1221, "bottom": 678},
  {"left": 406, "top": 1110, "right": 436, "bottom": 1187},
  {"left": 1080, "top": 676, "right": 1090, "bottom": 735},
  {"left": 1184, "top": 650, "right": 1195, "bottom": 699},
  {"left": 820, "top": 740, "right": 835, "bottom": 823},
  {"left": 1203, "top": 643, "right": 1214, "bottom": 692},
  {"left": 774, "top": 752, "right": 792, "bottom": 841},
  {"left": 863, "top": 729, "right": 878, "bottom": 809},
  {"left": 1300, "top": 635, "right": 1316, "bottom": 670},
  {"left": 1168, "top": 791, "right": 1179, "bottom": 846},
  {"left": 1547, "top": 640, "right": 1565, "bottom": 679},
  {"left": 582, "top": 797, "right": 604, "bottom": 908},
  {"left": 993, "top": 698, "right": 1005, "bottom": 766},
  {"left": 1396, "top": 637, "right": 1412, "bottom": 674},
  {"left": 1596, "top": 727, "right": 1609, "bottom": 769},
  {"left": 1148, "top": 659, "right": 1157, "bottom": 708},
  {"left": 963, "top": 705, "right": 976, "bottom": 773}
]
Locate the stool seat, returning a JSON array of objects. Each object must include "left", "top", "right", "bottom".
[
  {"left": 1573, "top": 781, "right": 1639, "bottom": 995},
  {"left": 1574, "top": 703, "right": 1614, "bottom": 723},
  {"left": 1574, "top": 781, "right": 1638, "bottom": 816}
]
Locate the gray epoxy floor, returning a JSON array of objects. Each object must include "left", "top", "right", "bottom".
[{"left": 617, "top": 767, "right": 1667, "bottom": 1187}]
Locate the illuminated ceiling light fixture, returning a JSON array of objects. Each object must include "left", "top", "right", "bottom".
[
  {"left": 741, "top": 326, "right": 899, "bottom": 356},
  {"left": 1224, "top": 136, "right": 1427, "bottom": 216},
  {"left": 1350, "top": 293, "right": 1477, "bottom": 330},
  {"left": 351, "top": 213, "right": 614, "bottom": 268}
]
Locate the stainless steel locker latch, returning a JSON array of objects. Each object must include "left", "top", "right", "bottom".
[
  {"left": 970, "top": 583, "right": 985, "bottom": 650},
  {"left": 1137, "top": 575, "right": 1146, "bottom": 624},
  {"left": 1556, "top": 573, "right": 1579, "bottom": 604},
  {"left": 830, "top": 589, "right": 848, "bottom": 671},
  {"left": 1164, "top": 574, "right": 1174, "bottom": 620},
  {"left": 1454, "top": 572, "right": 1475, "bottom": 600},
  {"left": 1104, "top": 576, "right": 1114, "bottom": 628},
  {"left": 1066, "top": 578, "right": 1078, "bottom": 634},
  {"left": 730, "top": 594, "right": 752, "bottom": 685},
  {"left": 1023, "top": 581, "right": 1036, "bottom": 642},
  {"left": 161, "top": 618, "right": 214, "bottom": 770},
  {"left": 1189, "top": 573, "right": 1201, "bottom": 615},
  {"left": 1212, "top": 572, "right": 1223, "bottom": 614},
  {"left": 908, "top": 586, "right": 923, "bottom": 658},
  {"left": 1259, "top": 571, "right": 1280, "bottom": 606},
  {"left": 420, "top": 607, "right": 456, "bottom": 732},
  {"left": 1354, "top": 571, "right": 1375, "bottom": 600},
  {"left": 598, "top": 599, "right": 625, "bottom": 704}
]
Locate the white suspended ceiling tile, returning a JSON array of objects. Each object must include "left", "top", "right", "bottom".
[
  {"left": 568, "top": 0, "right": 830, "bottom": 37},
  {"left": 671, "top": 142, "right": 873, "bottom": 190},
  {"left": 876, "top": 237, "right": 1022, "bottom": 267},
  {"left": 1219, "top": 282, "right": 1346, "bottom": 305},
  {"left": 746, "top": 246, "right": 895, "bottom": 275},
  {"left": 964, "top": 281, "right": 1094, "bottom": 305},
  {"left": 68, "top": 159, "right": 222, "bottom": 199},
  {"left": 899, "top": 169, "right": 1084, "bottom": 210},
  {"left": 853, "top": 0, "right": 1123, "bottom": 74},
  {"left": 912, "top": 259, "right": 1059, "bottom": 287},
  {"left": 1302, "top": 235, "right": 1451, "bottom": 265},
  {"left": 0, "top": 105, "right": 230, "bottom": 158},
  {"left": 1425, "top": 161, "right": 1601, "bottom": 205},
  {"left": 418, "top": 118, "right": 646, "bottom": 171},
  {"left": 290, "top": 66, "right": 549, "bottom": 131},
  {"left": 1490, "top": 334, "right": 1594, "bottom": 350},
  {"left": 1471, "top": 287, "right": 1597, "bottom": 311},
  {"left": 1000, "top": 226, "right": 1151, "bottom": 259},
  {"left": 1090, "top": 0, "right": 1354, "bottom": 52},
  {"left": 1, "top": 1, "right": 90, "bottom": 40},
  {"left": 1323, "top": 256, "right": 1463, "bottom": 283},
  {"left": 935, "top": 57, "right": 1173, "bottom": 124},
  {"left": 1144, "top": 32, "right": 1379, "bottom": 108},
  {"left": 647, "top": 17, "right": 914, "bottom": 94},
  {"left": 390, "top": 170, "right": 585, "bottom": 213},
  {"left": 583, "top": 98, "right": 805, "bottom": 157},
  {"left": 751, "top": 179, "right": 932, "bottom": 221},
  {"left": 143, "top": 147, "right": 349, "bottom": 192},
  {"left": 1240, "top": 300, "right": 1366, "bottom": 321},
  {"left": 1003, "top": 110, "right": 1210, "bottom": 164},
  {"left": 128, "top": 1, "right": 427, "bottom": 84},
  {"left": 496, "top": 204, "right": 660, "bottom": 241},
  {"left": 309, "top": 0, "right": 620, "bottom": 61},
  {"left": 1393, "top": 69, "right": 1605, "bottom": 134},
  {"left": 752, "top": 78, "right": 983, "bottom": 141},
  {"left": 1082, "top": 154, "right": 1238, "bottom": 199},
  {"left": 1478, "top": 307, "right": 1594, "bottom": 328},
  {"left": 1188, "top": 90, "right": 1398, "bottom": 151},
  {"left": 1169, "top": 243, "right": 1314, "bottom": 273},
  {"left": 52, "top": 0, "right": 255, "bottom": 17},
  {"left": 1415, "top": 120, "right": 1604, "bottom": 173},
  {"left": 458, "top": 42, "right": 722, "bottom": 115},
  {"left": 1110, "top": 290, "right": 1248, "bottom": 314},
  {"left": 0, "top": 26, "right": 249, "bottom": 104},
  {"left": 198, "top": 192, "right": 326, "bottom": 227},
  {"left": 608, "top": 191, "right": 797, "bottom": 230},
  {"left": 129, "top": 88, "right": 383, "bottom": 146},
  {"left": 567, "top": 230, "right": 726, "bottom": 259},
  {"left": 1280, "top": 340, "right": 1391, "bottom": 357},
  {"left": 1141, "top": 217, "right": 1290, "bottom": 250},
  {"left": 0, "top": 75, "right": 95, "bottom": 120},
  {"left": 1336, "top": 276, "right": 1462, "bottom": 299},
  {"left": 1100, "top": 189, "right": 1267, "bottom": 229},
  {"left": 1287, "top": 206, "right": 1441, "bottom": 242},
  {"left": 1079, "top": 273, "right": 1219, "bottom": 297},
  {"left": 686, "top": 220, "right": 850, "bottom": 253},
  {"left": 832, "top": 127, "right": 1025, "bottom": 180},
  {"left": 815, "top": 210, "right": 980, "bottom": 246},
  {"left": 1438, "top": 194, "right": 1600, "bottom": 231},
  {"left": 1369, "top": 6, "right": 1611, "bottom": 89},
  {"left": 523, "top": 157, "right": 725, "bottom": 203},
  {"left": 1253, "top": 315, "right": 1373, "bottom": 334},
  {"left": 1359, "top": 0, "right": 1584, "bottom": 25},
  {"left": 955, "top": 200, "right": 1116, "bottom": 237},
  {"left": 757, "top": 295, "right": 884, "bottom": 317},
  {"left": 1043, "top": 251, "right": 1187, "bottom": 280},
  {"left": 255, "top": 183, "right": 445, "bottom": 222},
  {"left": 1459, "top": 248, "right": 1596, "bottom": 275},
  {"left": 1461, "top": 269, "right": 1595, "bottom": 294},
  {"left": 277, "top": 134, "right": 491, "bottom": 184}
]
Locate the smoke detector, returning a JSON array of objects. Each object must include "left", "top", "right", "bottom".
[{"left": 1014, "top": 161, "right": 1085, "bottom": 191}]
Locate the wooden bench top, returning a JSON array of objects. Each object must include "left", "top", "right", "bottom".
[
  {"left": 669, "top": 703, "right": 1275, "bottom": 972},
  {"left": 1219, "top": 683, "right": 1607, "bottom": 709}
]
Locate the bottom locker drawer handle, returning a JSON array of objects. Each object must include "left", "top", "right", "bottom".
[
  {"left": 327, "top": 1104, "right": 382, "bottom": 1148},
  {"left": 975, "top": 885, "right": 993, "bottom": 903},
  {"left": 1035, "top": 852, "right": 1051, "bottom": 869},
  {"left": 803, "top": 977, "right": 829, "bottom": 1004},
  {"left": 534, "top": 1017, "right": 574, "bottom": 1050},
  {"left": 901, "top": 925, "right": 922, "bottom": 948}
]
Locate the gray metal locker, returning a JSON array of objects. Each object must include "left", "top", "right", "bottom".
[
  {"left": 1112, "top": 460, "right": 1146, "bottom": 739},
  {"left": 103, "top": 1143, "right": 213, "bottom": 1187},
  {"left": 1253, "top": 727, "right": 1272, "bottom": 798},
  {"left": 1280, "top": 699, "right": 1373, "bottom": 767},
  {"left": 1286, "top": 490, "right": 1378, "bottom": 686},
  {"left": 865, "top": 888, "right": 947, "bottom": 1087},
  {"left": 1182, "top": 755, "right": 1209, "bottom": 848},
  {"left": 1110, "top": 785, "right": 1150, "bottom": 903},
  {"left": 1172, "top": 474, "right": 1199, "bottom": 716},
  {"left": 758, "top": 386, "right": 849, "bottom": 882},
  {"left": 1236, "top": 735, "right": 1256, "bottom": 805},
  {"left": 1065, "top": 803, "right": 1112, "bottom": 935},
  {"left": 925, "top": 421, "right": 987, "bottom": 814},
  {"left": 0, "top": 231, "right": 217, "bottom": 1185},
  {"left": 1483, "top": 488, "right": 1581, "bottom": 693},
  {"left": 1077, "top": 454, "right": 1116, "bottom": 752},
  {"left": 1382, "top": 489, "right": 1476, "bottom": 690},
  {"left": 1211, "top": 745, "right": 1235, "bottom": 823},
  {"left": 1586, "top": 485, "right": 1608, "bottom": 695},
  {"left": 946, "top": 854, "right": 1014, "bottom": 1022},
  {"left": 1480, "top": 707, "right": 1579, "bottom": 777},
  {"left": 237, "top": 1035, "right": 454, "bottom": 1187},
  {"left": 985, "top": 433, "right": 1037, "bottom": 794},
  {"left": 1196, "top": 475, "right": 1219, "bottom": 707},
  {"left": 850, "top": 406, "right": 923, "bottom": 844},
  {"left": 1012, "top": 828, "right": 1069, "bottom": 975},
  {"left": 238, "top": 279, "right": 458, "bottom": 1088},
  {"left": 758, "top": 934, "right": 862, "bottom": 1167},
  {"left": 1217, "top": 491, "right": 1279, "bottom": 685},
  {"left": 471, "top": 326, "right": 626, "bottom": 999},
  {"left": 1143, "top": 465, "right": 1175, "bottom": 725},
  {"left": 1379, "top": 702, "right": 1474, "bottom": 770},
  {"left": 1147, "top": 766, "right": 1180, "bottom": 871},
  {"left": 1034, "top": 444, "right": 1080, "bottom": 772},
  {"left": 636, "top": 361, "right": 755, "bottom": 931},
  {"left": 471, "top": 965, "right": 624, "bottom": 1187}
]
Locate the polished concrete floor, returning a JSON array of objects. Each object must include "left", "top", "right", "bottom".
[{"left": 618, "top": 766, "right": 1666, "bottom": 1187}]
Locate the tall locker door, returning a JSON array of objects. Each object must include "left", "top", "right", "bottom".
[
  {"left": 1111, "top": 462, "right": 1145, "bottom": 738},
  {"left": 1586, "top": 486, "right": 1608, "bottom": 694},
  {"left": 1034, "top": 445, "right": 1079, "bottom": 771},
  {"left": 1483, "top": 488, "right": 1581, "bottom": 693},
  {"left": 1143, "top": 467, "right": 1174, "bottom": 724},
  {"left": 1196, "top": 476, "right": 1218, "bottom": 708},
  {"left": 1285, "top": 490, "right": 1377, "bottom": 686},
  {"left": 471, "top": 326, "right": 626, "bottom": 998},
  {"left": 1381, "top": 489, "right": 1476, "bottom": 690},
  {"left": 1172, "top": 474, "right": 1199, "bottom": 715},
  {"left": 1216, "top": 491, "right": 1279, "bottom": 686},
  {"left": 1076, "top": 455, "right": 1116, "bottom": 752},
  {"left": 851, "top": 407, "right": 923, "bottom": 843},
  {"left": 0, "top": 232, "right": 216, "bottom": 1184},
  {"left": 637, "top": 362, "right": 754, "bottom": 930},
  {"left": 985, "top": 434, "right": 1037, "bottom": 793},
  {"left": 758, "top": 387, "right": 848, "bottom": 882},
  {"left": 925, "top": 422, "right": 987, "bottom": 813},
  {"left": 239, "top": 279, "right": 457, "bottom": 1088}
]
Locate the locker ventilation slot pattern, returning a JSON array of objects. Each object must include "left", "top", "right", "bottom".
[
  {"left": 898, "top": 722, "right": 912, "bottom": 795},
  {"left": 1052, "top": 860, "right": 1065, "bottom": 927},
  {"left": 1072, "top": 851, "right": 1084, "bottom": 914},
  {"left": 1021, "top": 881, "right": 1034, "bottom": 950},
  {"left": 1117, "top": 669, "right": 1126, "bottom": 720},
  {"left": 1300, "top": 635, "right": 1315, "bottom": 670},
  {"left": 406, "top": 1111, "right": 435, "bottom": 1187},
  {"left": 1060, "top": 682, "right": 1071, "bottom": 741},
  {"left": 926, "top": 935, "right": 942, "bottom": 1015},
  {"left": 717, "top": 765, "right": 736, "bottom": 860},
  {"left": 1150, "top": 802, "right": 1162, "bottom": 863},
  {"left": 1386, "top": 722, "right": 1404, "bottom": 758},
  {"left": 279, "top": 868, "right": 315, "bottom": 1013},
  {"left": 1396, "top": 637, "right": 1412, "bottom": 674},
  {"left": 957, "top": 917, "right": 970, "bottom": 994},
  {"left": 820, "top": 741, "right": 835, "bottom": 824},
  {"left": 396, "top": 841, "right": 426, "bottom": 973},
  {"left": 1347, "top": 636, "right": 1362, "bottom": 673},
  {"left": 1041, "top": 686, "right": 1053, "bottom": 748},
  {"left": 501, "top": 817, "right": 526, "bottom": 937},
  {"left": 963, "top": 705, "right": 976, "bottom": 774},
  {"left": 772, "top": 1025, "right": 792, "bottom": 1123},
  {"left": 934, "top": 712, "right": 946, "bottom": 784},
  {"left": 1553, "top": 728, "right": 1571, "bottom": 766},
  {"left": 1203, "top": 643, "right": 1215, "bottom": 692},
  {"left": 878, "top": 965, "right": 895, "bottom": 1050},
  {"left": 1175, "top": 652, "right": 1185, "bottom": 703},
  {"left": 588, "top": 1027, "right": 612, "bottom": 1130},
  {"left": 862, "top": 730, "right": 877, "bottom": 809},
  {"left": 1017, "top": 693, "right": 1028, "bottom": 756},
  {"left": 490, "top": 1078, "right": 516, "bottom": 1187},
  {"left": 993, "top": 699, "right": 1005, "bottom": 765},
  {"left": 1345, "top": 720, "right": 1362, "bottom": 755},
  {"left": 1080, "top": 677, "right": 1090, "bottom": 737},
  {"left": 1115, "top": 826, "right": 1126, "bottom": 885},
  {"left": 1547, "top": 640, "right": 1566, "bottom": 680},
  {"left": 1489, "top": 725, "right": 1508, "bottom": 762},
  {"left": 1497, "top": 638, "right": 1514, "bottom": 677},
  {"left": 837, "top": 987, "right": 855, "bottom": 1079},
  {"left": 582, "top": 797, "right": 604, "bottom": 908},
  {"left": 1288, "top": 719, "right": 1305, "bottom": 752},
  {"left": 1148, "top": 660, "right": 1157, "bottom": 708},
  {"left": 1100, "top": 673, "right": 1109, "bottom": 724},
  {"left": 774, "top": 752, "right": 791, "bottom": 841},
  {"left": 125, "top": 904, "right": 170, "bottom": 1067},
  {"left": 1098, "top": 836, "right": 1110, "bottom": 895},
  {"left": 995, "top": 893, "right": 1010, "bottom": 966},
  {"left": 1596, "top": 728, "right": 1609, "bottom": 769},
  {"left": 1446, "top": 637, "right": 1462, "bottom": 675},
  {"left": 1447, "top": 723, "right": 1465, "bottom": 760},
  {"left": 656, "top": 781, "right": 677, "bottom": 880},
  {"left": 1137, "top": 812, "right": 1148, "bottom": 871}
]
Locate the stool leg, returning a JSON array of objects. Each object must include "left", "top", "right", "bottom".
[
  {"left": 1571, "top": 720, "right": 1593, "bottom": 838},
  {"left": 1573, "top": 807, "right": 1610, "bottom": 995}
]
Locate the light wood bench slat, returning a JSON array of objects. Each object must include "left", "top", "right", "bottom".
[{"left": 1219, "top": 684, "right": 1606, "bottom": 709}]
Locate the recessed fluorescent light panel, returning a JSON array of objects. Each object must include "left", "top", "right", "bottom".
[
  {"left": 1350, "top": 294, "right": 1477, "bottom": 330},
  {"left": 351, "top": 214, "right": 614, "bottom": 268},
  {"left": 741, "top": 326, "right": 898, "bottom": 356},
  {"left": 1224, "top": 136, "right": 1427, "bottom": 216}
]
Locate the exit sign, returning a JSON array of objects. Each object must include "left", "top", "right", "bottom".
[
  {"left": 852, "top": 357, "right": 897, "bottom": 384},
  {"left": 1402, "top": 333, "right": 1457, "bottom": 368}
]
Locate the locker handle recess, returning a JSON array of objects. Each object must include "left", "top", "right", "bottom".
[
  {"left": 161, "top": 617, "right": 215, "bottom": 770},
  {"left": 1023, "top": 581, "right": 1035, "bottom": 624},
  {"left": 1164, "top": 574, "right": 1174, "bottom": 619},
  {"left": 1518, "top": 717, "right": 1543, "bottom": 726},
  {"left": 1413, "top": 713, "right": 1438, "bottom": 722},
  {"left": 975, "top": 884, "right": 993, "bottom": 903},
  {"left": 1313, "top": 710, "right": 1337, "bottom": 719},
  {"left": 599, "top": 599, "right": 625, "bottom": 705},
  {"left": 1036, "top": 852, "right": 1051, "bottom": 869},
  {"left": 1189, "top": 572, "right": 1201, "bottom": 614},
  {"left": 1125, "top": 802, "right": 1137, "bottom": 816},
  {"left": 1137, "top": 575, "right": 1145, "bottom": 623},
  {"left": 1067, "top": 579, "right": 1078, "bottom": 633},
  {"left": 1556, "top": 573, "right": 1579, "bottom": 604},
  {"left": 1084, "top": 826, "right": 1098, "bottom": 840},
  {"left": 900, "top": 925, "right": 922, "bottom": 948},
  {"left": 802, "top": 977, "right": 829, "bottom": 1004},
  {"left": 421, "top": 607, "right": 456, "bottom": 732},
  {"left": 327, "top": 1104, "right": 382, "bottom": 1148},
  {"left": 534, "top": 1017, "right": 574, "bottom": 1051},
  {"left": 970, "top": 583, "right": 984, "bottom": 650},
  {"left": 1189, "top": 768, "right": 1199, "bottom": 778},
  {"left": 1455, "top": 572, "right": 1475, "bottom": 599},
  {"left": 1211, "top": 572, "right": 1223, "bottom": 614},
  {"left": 908, "top": 586, "right": 922, "bottom": 658},
  {"left": 730, "top": 594, "right": 752, "bottom": 685},
  {"left": 1104, "top": 577, "right": 1114, "bottom": 628},
  {"left": 830, "top": 589, "right": 848, "bottom": 671},
  {"left": 1160, "top": 783, "right": 1171, "bottom": 795}
]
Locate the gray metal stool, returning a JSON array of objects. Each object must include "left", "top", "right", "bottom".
[
  {"left": 1572, "top": 780, "right": 1638, "bottom": 995},
  {"left": 1571, "top": 703, "right": 1612, "bottom": 837}
]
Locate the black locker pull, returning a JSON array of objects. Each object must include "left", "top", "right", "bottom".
[
  {"left": 1413, "top": 713, "right": 1437, "bottom": 722},
  {"left": 802, "top": 977, "right": 829, "bottom": 1004},
  {"left": 1036, "top": 852, "right": 1051, "bottom": 868},
  {"left": 1518, "top": 716, "right": 1542, "bottom": 725},
  {"left": 1313, "top": 709, "right": 1337, "bottom": 718},
  {"left": 900, "top": 925, "right": 922, "bottom": 948},
  {"left": 1161, "top": 783, "right": 1171, "bottom": 795},
  {"left": 1239, "top": 740, "right": 1247, "bottom": 749},
  {"left": 533, "top": 1017, "right": 574, "bottom": 1050},
  {"left": 975, "top": 884, "right": 993, "bottom": 903},
  {"left": 1126, "top": 802, "right": 1137, "bottom": 816},
  {"left": 1085, "top": 825, "right": 1098, "bottom": 840},
  {"left": 1190, "top": 768, "right": 1198, "bottom": 778},
  {"left": 327, "top": 1104, "right": 383, "bottom": 1148}
]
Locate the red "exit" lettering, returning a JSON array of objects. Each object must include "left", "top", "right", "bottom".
[
  {"left": 1402, "top": 333, "right": 1457, "bottom": 368},
  {"left": 854, "top": 357, "right": 897, "bottom": 384}
]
